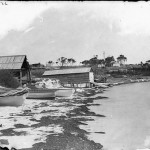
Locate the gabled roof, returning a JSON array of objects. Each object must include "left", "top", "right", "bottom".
[
  {"left": 0, "top": 55, "right": 26, "bottom": 70},
  {"left": 43, "top": 67, "right": 92, "bottom": 76}
]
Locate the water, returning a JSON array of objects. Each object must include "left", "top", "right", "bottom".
[{"left": 80, "top": 82, "right": 150, "bottom": 150}]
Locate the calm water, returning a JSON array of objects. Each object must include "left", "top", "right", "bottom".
[{"left": 80, "top": 82, "right": 150, "bottom": 150}]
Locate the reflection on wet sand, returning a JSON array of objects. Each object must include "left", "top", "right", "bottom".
[{"left": 0, "top": 89, "right": 104, "bottom": 150}]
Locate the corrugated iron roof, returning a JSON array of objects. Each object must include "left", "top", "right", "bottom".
[
  {"left": 43, "top": 67, "right": 92, "bottom": 76},
  {"left": 0, "top": 55, "right": 26, "bottom": 69}
]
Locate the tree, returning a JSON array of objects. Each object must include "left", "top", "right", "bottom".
[
  {"left": 81, "top": 55, "right": 100, "bottom": 67},
  {"left": 47, "top": 60, "right": 54, "bottom": 66},
  {"left": 117, "top": 54, "right": 127, "bottom": 66},
  {"left": 98, "top": 59, "right": 105, "bottom": 64},
  {"left": 81, "top": 55, "right": 105, "bottom": 67},
  {"left": 67, "top": 58, "right": 76, "bottom": 66},
  {"left": 89, "top": 56, "right": 99, "bottom": 66},
  {"left": 81, "top": 60, "right": 90, "bottom": 66},
  {"left": 105, "top": 56, "right": 115, "bottom": 67},
  {"left": 56, "top": 57, "right": 67, "bottom": 67},
  {"left": 97, "top": 59, "right": 105, "bottom": 67}
]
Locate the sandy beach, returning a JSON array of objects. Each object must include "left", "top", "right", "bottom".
[{"left": 0, "top": 89, "right": 104, "bottom": 150}]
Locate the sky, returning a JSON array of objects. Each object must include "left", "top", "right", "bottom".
[{"left": 0, "top": 1, "right": 150, "bottom": 65}]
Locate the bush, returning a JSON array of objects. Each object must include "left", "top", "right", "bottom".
[
  {"left": 0, "top": 70, "right": 20, "bottom": 88},
  {"left": 31, "top": 69, "right": 46, "bottom": 78}
]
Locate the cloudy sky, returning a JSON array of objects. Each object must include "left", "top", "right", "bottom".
[{"left": 0, "top": 1, "right": 150, "bottom": 65}]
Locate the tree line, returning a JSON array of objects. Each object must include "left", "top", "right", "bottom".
[
  {"left": 81, "top": 54, "right": 127, "bottom": 67},
  {"left": 47, "top": 57, "right": 76, "bottom": 67},
  {"left": 47, "top": 54, "right": 127, "bottom": 67}
]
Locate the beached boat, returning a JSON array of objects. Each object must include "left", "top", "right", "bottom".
[
  {"left": 55, "top": 88, "right": 75, "bottom": 97},
  {"left": 0, "top": 95, "right": 26, "bottom": 106},
  {"left": 26, "top": 88, "right": 55, "bottom": 99},
  {"left": 26, "top": 88, "right": 74, "bottom": 99},
  {"left": 0, "top": 88, "right": 28, "bottom": 107},
  {"left": 26, "top": 78, "right": 75, "bottom": 99}
]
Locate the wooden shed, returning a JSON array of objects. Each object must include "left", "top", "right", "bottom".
[
  {"left": 43, "top": 67, "right": 94, "bottom": 87},
  {"left": 0, "top": 55, "right": 31, "bottom": 85}
]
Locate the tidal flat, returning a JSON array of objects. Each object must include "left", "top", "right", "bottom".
[{"left": 0, "top": 89, "right": 105, "bottom": 150}]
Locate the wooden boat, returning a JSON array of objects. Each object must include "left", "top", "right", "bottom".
[
  {"left": 26, "top": 88, "right": 74, "bottom": 99},
  {"left": 0, "top": 95, "right": 26, "bottom": 106},
  {"left": 55, "top": 88, "right": 75, "bottom": 97},
  {"left": 26, "top": 78, "right": 75, "bottom": 99},
  {"left": 0, "top": 88, "right": 28, "bottom": 107},
  {"left": 26, "top": 89, "right": 55, "bottom": 100}
]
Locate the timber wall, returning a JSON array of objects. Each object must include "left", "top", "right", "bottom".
[{"left": 43, "top": 73, "right": 90, "bottom": 84}]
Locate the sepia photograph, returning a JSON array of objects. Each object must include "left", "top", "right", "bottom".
[{"left": 0, "top": 1, "right": 150, "bottom": 150}]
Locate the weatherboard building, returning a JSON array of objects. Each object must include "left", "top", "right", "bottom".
[
  {"left": 0, "top": 55, "right": 31, "bottom": 85},
  {"left": 43, "top": 67, "right": 94, "bottom": 88}
]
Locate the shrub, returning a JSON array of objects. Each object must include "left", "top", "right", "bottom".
[
  {"left": 0, "top": 70, "right": 20, "bottom": 88},
  {"left": 31, "top": 69, "right": 46, "bottom": 78}
]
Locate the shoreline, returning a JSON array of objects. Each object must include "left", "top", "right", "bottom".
[
  {"left": 87, "top": 81, "right": 150, "bottom": 150},
  {"left": 0, "top": 77, "right": 150, "bottom": 150},
  {"left": 106, "top": 75, "right": 150, "bottom": 86}
]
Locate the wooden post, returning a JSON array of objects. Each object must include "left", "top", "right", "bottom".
[
  {"left": 26, "top": 70, "right": 29, "bottom": 83},
  {"left": 27, "top": 68, "right": 31, "bottom": 85},
  {"left": 89, "top": 83, "right": 91, "bottom": 88},
  {"left": 20, "top": 70, "right": 22, "bottom": 86}
]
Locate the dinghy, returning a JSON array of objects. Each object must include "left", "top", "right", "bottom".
[
  {"left": 27, "top": 88, "right": 74, "bottom": 99},
  {"left": 26, "top": 78, "right": 75, "bottom": 99},
  {"left": 26, "top": 88, "right": 55, "bottom": 100},
  {"left": 0, "top": 88, "right": 28, "bottom": 107}
]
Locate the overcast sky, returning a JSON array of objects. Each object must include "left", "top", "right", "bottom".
[{"left": 0, "top": 1, "right": 150, "bottom": 65}]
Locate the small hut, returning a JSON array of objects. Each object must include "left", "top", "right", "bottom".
[
  {"left": 43, "top": 67, "right": 94, "bottom": 87},
  {"left": 0, "top": 55, "right": 31, "bottom": 85}
]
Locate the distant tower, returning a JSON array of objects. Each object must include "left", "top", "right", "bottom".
[
  {"left": 103, "top": 51, "right": 105, "bottom": 61},
  {"left": 103, "top": 51, "right": 106, "bottom": 67}
]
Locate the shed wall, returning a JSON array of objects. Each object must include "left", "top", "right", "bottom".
[{"left": 43, "top": 73, "right": 90, "bottom": 84}]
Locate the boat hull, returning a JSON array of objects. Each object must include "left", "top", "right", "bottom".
[
  {"left": 0, "top": 94, "right": 26, "bottom": 107},
  {"left": 26, "top": 88, "right": 74, "bottom": 99},
  {"left": 27, "top": 92, "right": 55, "bottom": 100},
  {"left": 55, "top": 89, "right": 74, "bottom": 97},
  {"left": 26, "top": 89, "right": 55, "bottom": 99}
]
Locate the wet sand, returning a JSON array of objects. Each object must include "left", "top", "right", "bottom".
[{"left": 0, "top": 89, "right": 103, "bottom": 150}]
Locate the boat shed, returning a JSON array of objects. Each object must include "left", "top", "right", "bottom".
[
  {"left": 43, "top": 67, "right": 94, "bottom": 87},
  {"left": 0, "top": 55, "right": 31, "bottom": 85}
]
